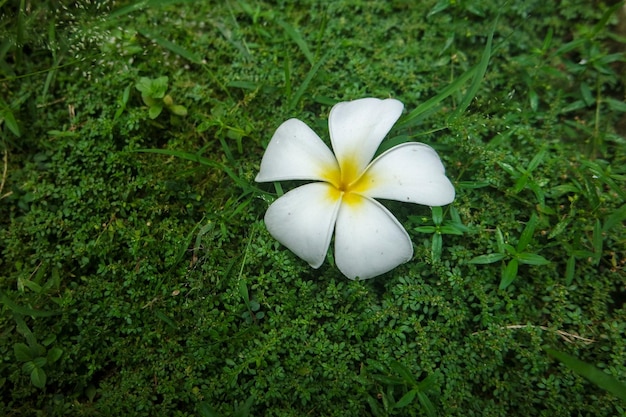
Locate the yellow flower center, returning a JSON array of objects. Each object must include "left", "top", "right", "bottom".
[{"left": 321, "top": 155, "right": 372, "bottom": 206}]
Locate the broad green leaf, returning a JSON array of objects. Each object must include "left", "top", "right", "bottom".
[
  {"left": 170, "top": 104, "right": 188, "bottom": 116},
  {"left": 239, "top": 280, "right": 250, "bottom": 305},
  {"left": 414, "top": 226, "right": 436, "bottom": 233},
  {"left": 14, "top": 343, "right": 33, "bottom": 362},
  {"left": 390, "top": 361, "right": 416, "bottom": 386},
  {"left": 0, "top": 291, "right": 61, "bottom": 317},
  {"left": 517, "top": 213, "right": 538, "bottom": 252},
  {"left": 495, "top": 227, "right": 505, "bottom": 254},
  {"left": 497, "top": 161, "right": 518, "bottom": 177},
  {"left": 439, "top": 225, "right": 466, "bottom": 235},
  {"left": 47, "top": 347, "right": 63, "bottom": 363},
  {"left": 417, "top": 391, "right": 437, "bottom": 417},
  {"left": 395, "top": 389, "right": 417, "bottom": 408},
  {"left": 499, "top": 259, "right": 519, "bottom": 289},
  {"left": 148, "top": 104, "right": 164, "bottom": 119},
  {"left": 579, "top": 82, "right": 594, "bottom": 107},
  {"left": 0, "top": 106, "right": 21, "bottom": 137},
  {"left": 517, "top": 252, "right": 550, "bottom": 265},
  {"left": 527, "top": 149, "right": 547, "bottom": 172},
  {"left": 503, "top": 243, "right": 517, "bottom": 255},
  {"left": 513, "top": 175, "right": 529, "bottom": 193},
  {"left": 417, "top": 374, "right": 437, "bottom": 391},
  {"left": 431, "top": 206, "right": 443, "bottom": 225},
  {"left": 565, "top": 255, "right": 576, "bottom": 286},
  {"left": 548, "top": 216, "right": 571, "bottom": 239},
  {"left": 431, "top": 233, "right": 442, "bottom": 262},
  {"left": 605, "top": 98, "right": 626, "bottom": 112},
  {"left": 468, "top": 253, "right": 505, "bottom": 264},
  {"left": 32, "top": 356, "right": 47, "bottom": 368},
  {"left": 545, "top": 347, "right": 626, "bottom": 402},
  {"left": 30, "top": 366, "right": 47, "bottom": 389}
]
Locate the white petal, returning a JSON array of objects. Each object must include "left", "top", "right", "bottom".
[
  {"left": 328, "top": 98, "right": 404, "bottom": 179},
  {"left": 264, "top": 182, "right": 341, "bottom": 268},
  {"left": 256, "top": 119, "right": 339, "bottom": 183},
  {"left": 355, "top": 142, "right": 455, "bottom": 207},
  {"left": 334, "top": 195, "right": 413, "bottom": 280}
]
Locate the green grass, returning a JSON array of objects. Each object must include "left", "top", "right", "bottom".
[{"left": 1, "top": 0, "right": 626, "bottom": 416}]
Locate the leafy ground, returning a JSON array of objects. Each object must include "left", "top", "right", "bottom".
[{"left": 1, "top": 0, "right": 626, "bottom": 416}]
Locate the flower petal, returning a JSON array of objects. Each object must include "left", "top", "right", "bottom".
[
  {"left": 355, "top": 142, "right": 455, "bottom": 206},
  {"left": 264, "top": 182, "right": 341, "bottom": 268},
  {"left": 334, "top": 195, "right": 413, "bottom": 280},
  {"left": 328, "top": 98, "right": 404, "bottom": 181},
  {"left": 256, "top": 118, "right": 339, "bottom": 183}
]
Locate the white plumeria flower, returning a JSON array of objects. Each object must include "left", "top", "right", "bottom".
[{"left": 256, "top": 98, "right": 455, "bottom": 280}]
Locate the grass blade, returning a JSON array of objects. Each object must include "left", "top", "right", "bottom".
[
  {"left": 450, "top": 18, "right": 496, "bottom": 119},
  {"left": 138, "top": 29, "right": 202, "bottom": 64},
  {"left": 517, "top": 213, "right": 538, "bottom": 252},
  {"left": 288, "top": 51, "right": 329, "bottom": 111},
  {"left": 134, "top": 148, "right": 272, "bottom": 197},
  {"left": 276, "top": 19, "right": 314, "bottom": 66},
  {"left": 396, "top": 65, "right": 477, "bottom": 129},
  {"left": 545, "top": 347, "right": 626, "bottom": 402}
]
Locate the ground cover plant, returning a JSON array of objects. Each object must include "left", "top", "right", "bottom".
[{"left": 1, "top": 0, "right": 625, "bottom": 415}]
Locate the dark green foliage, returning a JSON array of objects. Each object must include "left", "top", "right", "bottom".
[{"left": 1, "top": 0, "right": 625, "bottom": 416}]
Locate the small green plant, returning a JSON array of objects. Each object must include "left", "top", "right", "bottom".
[
  {"left": 135, "top": 76, "right": 187, "bottom": 119},
  {"left": 412, "top": 206, "right": 470, "bottom": 262},
  {"left": 12, "top": 316, "right": 62, "bottom": 389},
  {"left": 498, "top": 148, "right": 548, "bottom": 208},
  {"left": 469, "top": 213, "right": 550, "bottom": 289},
  {"left": 0, "top": 98, "right": 21, "bottom": 138},
  {"left": 363, "top": 360, "right": 438, "bottom": 417}
]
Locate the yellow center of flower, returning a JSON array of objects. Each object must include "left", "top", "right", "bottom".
[{"left": 322, "top": 155, "right": 372, "bottom": 206}]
